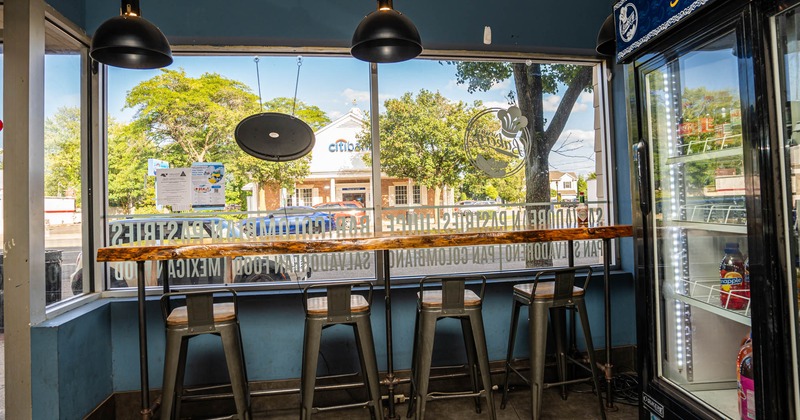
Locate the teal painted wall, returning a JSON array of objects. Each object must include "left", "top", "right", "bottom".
[
  {"left": 75, "top": 0, "right": 612, "bottom": 54},
  {"left": 32, "top": 272, "right": 632, "bottom": 408},
  {"left": 31, "top": 300, "right": 112, "bottom": 419}
]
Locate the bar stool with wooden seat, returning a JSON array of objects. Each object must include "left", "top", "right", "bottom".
[
  {"left": 500, "top": 266, "right": 605, "bottom": 420},
  {"left": 406, "top": 274, "right": 496, "bottom": 420},
  {"left": 300, "top": 281, "right": 383, "bottom": 420},
  {"left": 159, "top": 288, "right": 251, "bottom": 420}
]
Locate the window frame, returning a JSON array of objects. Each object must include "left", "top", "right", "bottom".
[{"left": 96, "top": 49, "right": 618, "bottom": 296}]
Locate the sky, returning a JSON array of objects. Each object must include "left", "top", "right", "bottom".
[
  {"left": 0, "top": 54, "right": 601, "bottom": 175},
  {"left": 106, "top": 55, "right": 600, "bottom": 174}
]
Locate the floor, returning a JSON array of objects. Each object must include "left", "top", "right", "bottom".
[{"left": 253, "top": 384, "right": 639, "bottom": 419}]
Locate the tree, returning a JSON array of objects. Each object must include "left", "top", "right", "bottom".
[
  {"left": 261, "top": 97, "right": 331, "bottom": 131},
  {"left": 489, "top": 171, "right": 526, "bottom": 203},
  {"left": 577, "top": 175, "right": 588, "bottom": 195},
  {"left": 107, "top": 120, "right": 157, "bottom": 211},
  {"left": 357, "top": 90, "right": 474, "bottom": 200},
  {"left": 44, "top": 106, "right": 82, "bottom": 203},
  {"left": 451, "top": 63, "right": 593, "bottom": 207},
  {"left": 125, "top": 69, "right": 259, "bottom": 166}
]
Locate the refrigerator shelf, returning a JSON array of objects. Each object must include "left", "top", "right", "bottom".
[
  {"left": 665, "top": 220, "right": 747, "bottom": 234},
  {"left": 675, "top": 278, "right": 751, "bottom": 326},
  {"left": 667, "top": 144, "right": 742, "bottom": 165}
]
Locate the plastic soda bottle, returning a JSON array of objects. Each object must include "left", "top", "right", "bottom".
[
  {"left": 720, "top": 243, "right": 748, "bottom": 310},
  {"left": 737, "top": 332, "right": 755, "bottom": 419}
]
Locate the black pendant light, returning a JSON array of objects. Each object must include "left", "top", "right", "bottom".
[
  {"left": 235, "top": 57, "right": 316, "bottom": 162},
  {"left": 90, "top": 0, "right": 173, "bottom": 69},
  {"left": 596, "top": 14, "right": 616, "bottom": 57},
  {"left": 351, "top": 0, "right": 422, "bottom": 63}
]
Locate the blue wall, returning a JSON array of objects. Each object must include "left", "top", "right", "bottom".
[
  {"left": 32, "top": 271, "right": 633, "bottom": 417},
  {"left": 74, "top": 0, "right": 612, "bottom": 55},
  {"left": 31, "top": 300, "right": 112, "bottom": 419}
]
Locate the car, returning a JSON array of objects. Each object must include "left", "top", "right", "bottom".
[
  {"left": 453, "top": 200, "right": 501, "bottom": 215},
  {"left": 313, "top": 201, "right": 367, "bottom": 228},
  {"left": 241, "top": 206, "right": 336, "bottom": 236}
]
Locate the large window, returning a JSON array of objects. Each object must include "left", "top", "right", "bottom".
[
  {"left": 103, "top": 54, "right": 613, "bottom": 291},
  {"left": 378, "top": 58, "right": 612, "bottom": 278}
]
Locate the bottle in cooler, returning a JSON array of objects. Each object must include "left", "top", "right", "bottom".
[
  {"left": 720, "top": 242, "right": 748, "bottom": 309},
  {"left": 737, "top": 332, "right": 755, "bottom": 420}
]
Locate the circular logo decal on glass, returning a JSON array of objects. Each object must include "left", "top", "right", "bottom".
[
  {"left": 464, "top": 106, "right": 528, "bottom": 178},
  {"left": 619, "top": 4, "right": 638, "bottom": 43}
]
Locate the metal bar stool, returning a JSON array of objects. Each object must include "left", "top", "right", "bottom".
[
  {"left": 406, "top": 274, "right": 496, "bottom": 420},
  {"left": 159, "top": 288, "right": 251, "bottom": 420},
  {"left": 500, "top": 266, "right": 605, "bottom": 420},
  {"left": 300, "top": 281, "right": 383, "bottom": 420}
]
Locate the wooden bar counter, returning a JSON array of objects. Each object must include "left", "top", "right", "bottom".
[
  {"left": 97, "top": 225, "right": 633, "bottom": 419},
  {"left": 97, "top": 225, "right": 633, "bottom": 261}
]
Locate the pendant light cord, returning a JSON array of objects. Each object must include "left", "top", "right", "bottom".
[
  {"left": 254, "top": 57, "right": 264, "bottom": 113},
  {"left": 292, "top": 56, "right": 303, "bottom": 116}
]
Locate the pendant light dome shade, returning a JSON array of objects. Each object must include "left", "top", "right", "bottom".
[
  {"left": 351, "top": 0, "right": 422, "bottom": 63},
  {"left": 596, "top": 14, "right": 616, "bottom": 57},
  {"left": 235, "top": 113, "right": 315, "bottom": 162},
  {"left": 90, "top": 1, "right": 172, "bottom": 69}
]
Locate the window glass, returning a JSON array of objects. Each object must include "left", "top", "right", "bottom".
[
  {"left": 43, "top": 25, "right": 85, "bottom": 302},
  {"left": 105, "top": 56, "right": 374, "bottom": 287},
  {"left": 105, "top": 55, "right": 613, "bottom": 290},
  {"left": 376, "top": 59, "right": 611, "bottom": 277}
]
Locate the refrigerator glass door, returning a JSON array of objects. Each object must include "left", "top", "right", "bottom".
[
  {"left": 643, "top": 29, "right": 751, "bottom": 418},
  {"left": 773, "top": 5, "right": 800, "bottom": 416}
]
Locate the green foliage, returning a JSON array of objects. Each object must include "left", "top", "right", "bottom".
[
  {"left": 357, "top": 90, "right": 473, "bottom": 189},
  {"left": 489, "top": 171, "right": 526, "bottom": 203},
  {"left": 121, "top": 70, "right": 326, "bottom": 212},
  {"left": 451, "top": 62, "right": 588, "bottom": 97},
  {"left": 107, "top": 120, "right": 157, "bottom": 210},
  {"left": 577, "top": 175, "right": 587, "bottom": 195},
  {"left": 44, "top": 107, "right": 82, "bottom": 204},
  {"left": 229, "top": 153, "right": 312, "bottom": 192},
  {"left": 262, "top": 97, "right": 331, "bottom": 131},
  {"left": 125, "top": 68, "right": 259, "bottom": 165},
  {"left": 483, "top": 184, "right": 499, "bottom": 200}
]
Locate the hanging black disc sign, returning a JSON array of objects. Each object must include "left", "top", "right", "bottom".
[{"left": 234, "top": 113, "right": 315, "bottom": 162}]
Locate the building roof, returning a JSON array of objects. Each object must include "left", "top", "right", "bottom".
[{"left": 549, "top": 171, "right": 578, "bottom": 182}]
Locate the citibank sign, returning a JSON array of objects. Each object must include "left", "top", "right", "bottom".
[{"left": 329, "top": 139, "right": 368, "bottom": 153}]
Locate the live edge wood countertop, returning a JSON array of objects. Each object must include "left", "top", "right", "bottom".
[{"left": 97, "top": 225, "right": 633, "bottom": 262}]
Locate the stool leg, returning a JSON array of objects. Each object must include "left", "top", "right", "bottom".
[
  {"left": 550, "top": 307, "right": 568, "bottom": 400},
  {"left": 415, "top": 312, "right": 437, "bottom": 420},
  {"left": 160, "top": 330, "right": 184, "bottom": 420},
  {"left": 529, "top": 302, "right": 550, "bottom": 420},
  {"left": 468, "top": 309, "right": 497, "bottom": 420},
  {"left": 220, "top": 325, "right": 251, "bottom": 420},
  {"left": 173, "top": 338, "right": 190, "bottom": 419},
  {"left": 461, "top": 317, "right": 481, "bottom": 414},
  {"left": 354, "top": 316, "right": 384, "bottom": 420},
  {"left": 406, "top": 310, "right": 421, "bottom": 418},
  {"left": 501, "top": 299, "right": 522, "bottom": 409},
  {"left": 301, "top": 318, "right": 324, "bottom": 420},
  {"left": 576, "top": 299, "right": 607, "bottom": 420}
]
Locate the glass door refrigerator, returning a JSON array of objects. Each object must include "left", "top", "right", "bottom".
[{"left": 622, "top": 0, "right": 800, "bottom": 418}]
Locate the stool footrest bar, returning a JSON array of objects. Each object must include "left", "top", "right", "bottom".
[{"left": 312, "top": 400, "right": 371, "bottom": 413}]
